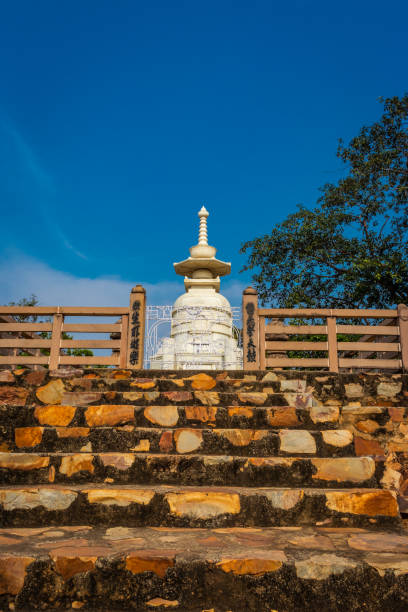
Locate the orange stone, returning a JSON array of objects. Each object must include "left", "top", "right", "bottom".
[
  {"left": 36, "top": 379, "right": 65, "bottom": 404},
  {"left": 354, "top": 437, "right": 384, "bottom": 457},
  {"left": 228, "top": 406, "right": 253, "bottom": 419},
  {"left": 185, "top": 405, "right": 217, "bottom": 422},
  {"left": 54, "top": 556, "right": 96, "bottom": 580},
  {"left": 59, "top": 454, "right": 95, "bottom": 477},
  {"left": 126, "top": 552, "right": 175, "bottom": 577},
  {"left": 238, "top": 392, "right": 267, "bottom": 405},
  {"left": 85, "top": 489, "right": 154, "bottom": 506},
  {"left": 0, "top": 386, "right": 29, "bottom": 406},
  {"left": 165, "top": 491, "right": 240, "bottom": 518},
  {"left": 24, "top": 370, "right": 46, "bottom": 386},
  {"left": 325, "top": 490, "right": 399, "bottom": 517},
  {"left": 146, "top": 598, "right": 179, "bottom": 608},
  {"left": 111, "top": 370, "right": 132, "bottom": 379},
  {"left": 131, "top": 439, "right": 150, "bottom": 452},
  {"left": 0, "top": 371, "right": 15, "bottom": 383},
  {"left": 0, "top": 454, "right": 49, "bottom": 470},
  {"left": 355, "top": 420, "right": 380, "bottom": 434},
  {"left": 171, "top": 379, "right": 185, "bottom": 388},
  {"left": 188, "top": 373, "right": 216, "bottom": 390},
  {"left": 100, "top": 454, "right": 134, "bottom": 470},
  {"left": 85, "top": 405, "right": 134, "bottom": 427},
  {"left": 0, "top": 556, "right": 34, "bottom": 594},
  {"left": 194, "top": 391, "right": 220, "bottom": 406},
  {"left": 56, "top": 427, "right": 90, "bottom": 438},
  {"left": 266, "top": 407, "right": 300, "bottom": 427},
  {"left": 163, "top": 391, "right": 192, "bottom": 402},
  {"left": 159, "top": 431, "right": 174, "bottom": 452},
  {"left": 216, "top": 553, "right": 285, "bottom": 575},
  {"left": 215, "top": 430, "right": 267, "bottom": 446},
  {"left": 34, "top": 404, "right": 76, "bottom": 427},
  {"left": 15, "top": 427, "right": 44, "bottom": 448},
  {"left": 389, "top": 407, "right": 405, "bottom": 422},
  {"left": 312, "top": 457, "right": 375, "bottom": 483},
  {"left": 144, "top": 406, "right": 179, "bottom": 427},
  {"left": 174, "top": 429, "right": 203, "bottom": 453},
  {"left": 130, "top": 379, "right": 156, "bottom": 389}
]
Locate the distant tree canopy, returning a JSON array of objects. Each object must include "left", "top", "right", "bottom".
[{"left": 241, "top": 95, "right": 408, "bottom": 309}]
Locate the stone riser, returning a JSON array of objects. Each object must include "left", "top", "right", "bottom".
[
  {"left": 1, "top": 526, "right": 408, "bottom": 611},
  {"left": 62, "top": 378, "right": 312, "bottom": 393},
  {"left": 6, "top": 426, "right": 358, "bottom": 457},
  {"left": 65, "top": 377, "right": 284, "bottom": 392},
  {"left": 0, "top": 403, "right": 358, "bottom": 430},
  {"left": 0, "top": 486, "right": 399, "bottom": 529},
  {"left": 0, "top": 453, "right": 383, "bottom": 488},
  {"left": 7, "top": 390, "right": 316, "bottom": 407}
]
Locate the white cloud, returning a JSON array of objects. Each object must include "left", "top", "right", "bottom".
[{"left": 0, "top": 253, "right": 246, "bottom": 308}]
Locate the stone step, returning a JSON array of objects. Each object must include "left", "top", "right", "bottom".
[
  {"left": 0, "top": 403, "right": 348, "bottom": 430},
  {"left": 7, "top": 426, "right": 357, "bottom": 457},
  {"left": 62, "top": 390, "right": 309, "bottom": 407},
  {"left": 1, "top": 525, "right": 408, "bottom": 610},
  {"left": 0, "top": 484, "right": 400, "bottom": 529},
  {"left": 62, "top": 374, "right": 294, "bottom": 393},
  {"left": 0, "top": 452, "right": 384, "bottom": 487}
]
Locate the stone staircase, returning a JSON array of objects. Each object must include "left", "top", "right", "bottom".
[{"left": 1, "top": 368, "right": 408, "bottom": 611}]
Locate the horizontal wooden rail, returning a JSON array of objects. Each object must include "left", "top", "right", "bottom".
[
  {"left": 0, "top": 323, "right": 53, "bottom": 332},
  {"left": 60, "top": 339, "right": 121, "bottom": 349},
  {"left": 339, "top": 358, "right": 402, "bottom": 369},
  {"left": 59, "top": 356, "right": 119, "bottom": 365},
  {"left": 0, "top": 356, "right": 49, "bottom": 365},
  {"left": 0, "top": 306, "right": 129, "bottom": 316},
  {"left": 266, "top": 358, "right": 329, "bottom": 367},
  {"left": 265, "top": 324, "right": 327, "bottom": 335},
  {"left": 62, "top": 323, "right": 122, "bottom": 333},
  {"left": 0, "top": 339, "right": 51, "bottom": 348},
  {"left": 336, "top": 325, "right": 399, "bottom": 335},
  {"left": 259, "top": 308, "right": 398, "bottom": 318},
  {"left": 337, "top": 342, "right": 400, "bottom": 352},
  {"left": 266, "top": 341, "right": 328, "bottom": 351}
]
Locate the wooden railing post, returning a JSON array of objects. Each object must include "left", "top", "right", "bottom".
[
  {"left": 327, "top": 315, "right": 339, "bottom": 373},
  {"left": 49, "top": 312, "right": 63, "bottom": 370},
  {"left": 119, "top": 314, "right": 129, "bottom": 369},
  {"left": 398, "top": 304, "right": 408, "bottom": 372},
  {"left": 242, "top": 287, "right": 260, "bottom": 370},
  {"left": 127, "top": 285, "right": 146, "bottom": 369}
]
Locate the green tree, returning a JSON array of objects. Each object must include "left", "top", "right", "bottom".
[{"left": 241, "top": 95, "right": 408, "bottom": 308}]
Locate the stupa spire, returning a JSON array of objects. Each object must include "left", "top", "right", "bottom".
[
  {"left": 198, "top": 206, "right": 209, "bottom": 245},
  {"left": 173, "top": 206, "right": 231, "bottom": 288}
]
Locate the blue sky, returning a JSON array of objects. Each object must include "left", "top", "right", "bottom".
[{"left": 1, "top": 0, "right": 407, "bottom": 308}]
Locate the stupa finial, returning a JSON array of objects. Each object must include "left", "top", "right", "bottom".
[
  {"left": 173, "top": 205, "right": 231, "bottom": 285},
  {"left": 198, "top": 206, "right": 209, "bottom": 245}
]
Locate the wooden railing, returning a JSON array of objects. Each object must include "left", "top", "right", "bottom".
[
  {"left": 242, "top": 287, "right": 408, "bottom": 372},
  {"left": 0, "top": 285, "right": 146, "bottom": 370}
]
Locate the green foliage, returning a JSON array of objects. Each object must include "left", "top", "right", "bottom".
[
  {"left": 241, "top": 95, "right": 408, "bottom": 308},
  {"left": 7, "top": 294, "right": 39, "bottom": 322}
]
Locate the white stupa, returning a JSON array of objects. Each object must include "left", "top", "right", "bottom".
[{"left": 150, "top": 206, "right": 243, "bottom": 370}]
